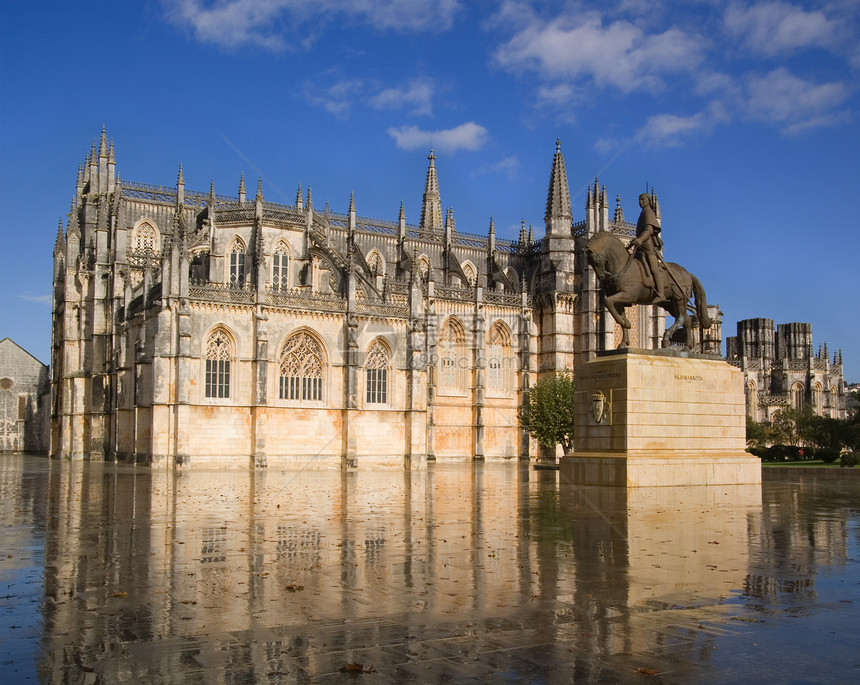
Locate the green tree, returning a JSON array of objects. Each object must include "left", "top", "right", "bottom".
[
  {"left": 770, "top": 407, "right": 803, "bottom": 447},
  {"left": 520, "top": 370, "right": 576, "bottom": 456},
  {"left": 746, "top": 415, "right": 770, "bottom": 448}
]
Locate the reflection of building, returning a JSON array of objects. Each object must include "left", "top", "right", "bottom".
[
  {"left": 52, "top": 129, "right": 729, "bottom": 465},
  {"left": 726, "top": 319, "right": 846, "bottom": 420},
  {"left": 0, "top": 338, "right": 49, "bottom": 452},
  {"left": 38, "top": 461, "right": 764, "bottom": 682}
]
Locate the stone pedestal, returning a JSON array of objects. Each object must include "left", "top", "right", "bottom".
[{"left": 560, "top": 349, "right": 761, "bottom": 487}]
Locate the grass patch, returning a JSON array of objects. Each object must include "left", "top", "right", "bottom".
[{"left": 761, "top": 460, "right": 842, "bottom": 468}]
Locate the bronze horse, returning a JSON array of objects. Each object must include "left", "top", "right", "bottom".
[{"left": 585, "top": 231, "right": 711, "bottom": 350}]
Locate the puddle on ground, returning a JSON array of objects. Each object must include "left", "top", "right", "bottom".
[{"left": 1, "top": 454, "right": 858, "bottom": 683}]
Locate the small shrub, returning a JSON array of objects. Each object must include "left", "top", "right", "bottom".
[
  {"left": 817, "top": 448, "right": 840, "bottom": 464},
  {"left": 839, "top": 452, "right": 858, "bottom": 468},
  {"left": 770, "top": 444, "right": 802, "bottom": 461}
]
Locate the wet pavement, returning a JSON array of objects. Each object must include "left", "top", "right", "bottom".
[{"left": 1, "top": 454, "right": 859, "bottom": 684}]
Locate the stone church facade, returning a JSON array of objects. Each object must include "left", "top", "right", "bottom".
[
  {"left": 726, "top": 319, "right": 846, "bottom": 421},
  {"left": 51, "top": 129, "right": 689, "bottom": 467},
  {"left": 0, "top": 338, "right": 49, "bottom": 453}
]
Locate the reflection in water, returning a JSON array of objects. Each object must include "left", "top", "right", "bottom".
[{"left": 0, "top": 457, "right": 857, "bottom": 682}]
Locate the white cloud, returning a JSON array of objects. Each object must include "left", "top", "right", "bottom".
[
  {"left": 18, "top": 294, "right": 52, "bottom": 305},
  {"left": 725, "top": 2, "right": 840, "bottom": 56},
  {"left": 304, "top": 78, "right": 365, "bottom": 116},
  {"left": 745, "top": 67, "right": 849, "bottom": 133},
  {"left": 471, "top": 155, "right": 520, "bottom": 180},
  {"left": 387, "top": 122, "right": 488, "bottom": 153},
  {"left": 494, "top": 11, "right": 705, "bottom": 92},
  {"left": 637, "top": 111, "right": 712, "bottom": 146},
  {"left": 369, "top": 79, "right": 435, "bottom": 116},
  {"left": 165, "top": 0, "right": 460, "bottom": 50}
]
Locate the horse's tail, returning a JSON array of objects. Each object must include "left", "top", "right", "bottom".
[{"left": 692, "top": 275, "right": 711, "bottom": 329}]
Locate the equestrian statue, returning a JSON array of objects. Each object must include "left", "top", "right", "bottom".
[{"left": 585, "top": 193, "right": 711, "bottom": 350}]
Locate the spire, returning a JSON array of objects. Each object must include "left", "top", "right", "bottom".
[
  {"left": 545, "top": 138, "right": 572, "bottom": 235},
  {"left": 487, "top": 217, "right": 495, "bottom": 254},
  {"left": 349, "top": 191, "right": 355, "bottom": 215},
  {"left": 651, "top": 188, "right": 661, "bottom": 219},
  {"left": 445, "top": 207, "right": 455, "bottom": 233},
  {"left": 420, "top": 150, "right": 443, "bottom": 232},
  {"left": 108, "top": 139, "right": 115, "bottom": 164},
  {"left": 255, "top": 178, "right": 263, "bottom": 203},
  {"left": 54, "top": 219, "right": 65, "bottom": 254},
  {"left": 519, "top": 218, "right": 527, "bottom": 244},
  {"left": 613, "top": 194, "right": 625, "bottom": 224},
  {"left": 238, "top": 173, "right": 246, "bottom": 203},
  {"left": 527, "top": 224, "right": 534, "bottom": 244},
  {"left": 306, "top": 186, "right": 313, "bottom": 211},
  {"left": 99, "top": 125, "right": 108, "bottom": 159},
  {"left": 176, "top": 164, "right": 185, "bottom": 207}
]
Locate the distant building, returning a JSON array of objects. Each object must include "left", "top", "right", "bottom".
[
  {"left": 0, "top": 338, "right": 49, "bottom": 452},
  {"left": 726, "top": 319, "right": 846, "bottom": 421}
]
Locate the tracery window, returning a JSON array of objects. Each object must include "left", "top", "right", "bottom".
[
  {"left": 417, "top": 255, "right": 430, "bottom": 280},
  {"left": 279, "top": 332, "right": 324, "bottom": 402},
  {"left": 813, "top": 382, "right": 823, "bottom": 415},
  {"left": 747, "top": 381, "right": 757, "bottom": 418},
  {"left": 229, "top": 238, "right": 246, "bottom": 286},
  {"left": 204, "top": 329, "right": 232, "bottom": 399},
  {"left": 440, "top": 318, "right": 467, "bottom": 392},
  {"left": 272, "top": 243, "right": 290, "bottom": 292},
  {"left": 487, "top": 322, "right": 513, "bottom": 394},
  {"left": 462, "top": 261, "right": 476, "bottom": 287},
  {"left": 365, "top": 340, "right": 389, "bottom": 404},
  {"left": 790, "top": 382, "right": 805, "bottom": 410},
  {"left": 134, "top": 221, "right": 158, "bottom": 254},
  {"left": 366, "top": 250, "right": 385, "bottom": 277}
]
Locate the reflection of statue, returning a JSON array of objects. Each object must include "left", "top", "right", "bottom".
[{"left": 628, "top": 194, "right": 667, "bottom": 301}]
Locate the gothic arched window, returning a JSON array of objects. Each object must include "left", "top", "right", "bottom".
[
  {"left": 229, "top": 238, "right": 246, "bottom": 286},
  {"left": 134, "top": 221, "right": 159, "bottom": 254},
  {"left": 462, "top": 261, "right": 476, "bottom": 287},
  {"left": 366, "top": 250, "right": 385, "bottom": 278},
  {"left": 440, "top": 318, "right": 467, "bottom": 392},
  {"left": 417, "top": 255, "right": 430, "bottom": 280},
  {"left": 747, "top": 381, "right": 757, "bottom": 418},
  {"left": 813, "top": 382, "right": 823, "bottom": 415},
  {"left": 791, "top": 382, "right": 805, "bottom": 410},
  {"left": 279, "top": 332, "right": 325, "bottom": 402},
  {"left": 204, "top": 329, "right": 233, "bottom": 398},
  {"left": 272, "top": 242, "right": 290, "bottom": 292},
  {"left": 488, "top": 321, "right": 513, "bottom": 394},
  {"left": 365, "top": 340, "right": 390, "bottom": 404}
]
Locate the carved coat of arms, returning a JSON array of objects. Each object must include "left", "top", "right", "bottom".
[{"left": 590, "top": 391, "right": 610, "bottom": 424}]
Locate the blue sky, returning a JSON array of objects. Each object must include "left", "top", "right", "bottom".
[{"left": 1, "top": 0, "right": 858, "bottom": 381}]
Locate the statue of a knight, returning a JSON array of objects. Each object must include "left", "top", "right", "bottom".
[{"left": 628, "top": 193, "right": 668, "bottom": 301}]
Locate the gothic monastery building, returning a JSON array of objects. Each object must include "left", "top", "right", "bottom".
[
  {"left": 52, "top": 129, "right": 702, "bottom": 466},
  {"left": 726, "top": 319, "right": 846, "bottom": 421}
]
